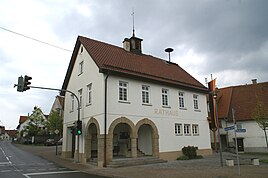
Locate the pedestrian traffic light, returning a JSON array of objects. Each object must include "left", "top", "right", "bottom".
[
  {"left": 76, "top": 120, "right": 82, "bottom": 135},
  {"left": 17, "top": 76, "right": 24, "bottom": 92},
  {"left": 23, "top": 75, "right": 32, "bottom": 91}
]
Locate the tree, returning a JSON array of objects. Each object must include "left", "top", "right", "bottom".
[
  {"left": 47, "top": 110, "right": 63, "bottom": 138},
  {"left": 252, "top": 100, "right": 268, "bottom": 150},
  {"left": 26, "top": 106, "right": 47, "bottom": 141}
]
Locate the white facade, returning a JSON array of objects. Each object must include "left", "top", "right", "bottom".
[
  {"left": 219, "top": 120, "right": 268, "bottom": 152},
  {"left": 62, "top": 44, "right": 212, "bottom": 166}
]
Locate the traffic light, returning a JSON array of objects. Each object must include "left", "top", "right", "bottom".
[
  {"left": 76, "top": 120, "right": 82, "bottom": 135},
  {"left": 17, "top": 76, "right": 24, "bottom": 92},
  {"left": 23, "top": 75, "right": 32, "bottom": 91}
]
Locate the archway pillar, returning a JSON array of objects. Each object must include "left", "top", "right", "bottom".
[{"left": 131, "top": 137, "right": 137, "bottom": 158}]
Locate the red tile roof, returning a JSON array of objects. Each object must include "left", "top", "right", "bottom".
[
  {"left": 218, "top": 82, "right": 268, "bottom": 121},
  {"left": 61, "top": 36, "right": 207, "bottom": 95},
  {"left": 19, "top": 116, "right": 28, "bottom": 124}
]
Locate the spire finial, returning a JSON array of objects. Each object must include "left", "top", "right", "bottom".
[{"left": 131, "top": 8, "right": 135, "bottom": 37}]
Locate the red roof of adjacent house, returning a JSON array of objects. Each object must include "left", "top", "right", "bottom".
[
  {"left": 6, "top": 130, "right": 17, "bottom": 137},
  {"left": 61, "top": 36, "right": 207, "bottom": 94},
  {"left": 218, "top": 82, "right": 268, "bottom": 122},
  {"left": 19, "top": 116, "right": 28, "bottom": 124}
]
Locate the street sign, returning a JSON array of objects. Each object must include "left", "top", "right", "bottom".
[
  {"left": 236, "top": 128, "right": 246, "bottom": 133},
  {"left": 224, "top": 125, "right": 235, "bottom": 131},
  {"left": 54, "top": 129, "right": 59, "bottom": 135}
]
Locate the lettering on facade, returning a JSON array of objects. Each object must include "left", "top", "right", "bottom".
[{"left": 154, "top": 108, "right": 178, "bottom": 116}]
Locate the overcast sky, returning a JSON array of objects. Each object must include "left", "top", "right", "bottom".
[{"left": 1, "top": 0, "right": 267, "bottom": 129}]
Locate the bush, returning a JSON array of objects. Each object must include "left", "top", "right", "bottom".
[
  {"left": 182, "top": 146, "right": 198, "bottom": 159},
  {"left": 177, "top": 155, "right": 189, "bottom": 160}
]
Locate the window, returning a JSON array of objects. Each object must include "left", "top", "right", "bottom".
[
  {"left": 178, "top": 92, "right": 185, "bottom": 108},
  {"left": 193, "top": 94, "right": 199, "bottom": 110},
  {"left": 184, "top": 124, "right": 191, "bottom": 135},
  {"left": 70, "top": 95, "right": 74, "bottom": 112},
  {"left": 78, "top": 89, "right": 82, "bottom": 108},
  {"left": 192, "top": 124, "right": 199, "bottom": 135},
  {"left": 79, "top": 61, "right": 84, "bottom": 75},
  {"left": 86, "top": 83, "right": 92, "bottom": 105},
  {"left": 162, "top": 89, "right": 169, "bottom": 106},
  {"left": 175, "top": 123, "right": 182, "bottom": 135},
  {"left": 142, "top": 85, "right": 150, "bottom": 104},
  {"left": 119, "top": 81, "right": 128, "bottom": 102}
]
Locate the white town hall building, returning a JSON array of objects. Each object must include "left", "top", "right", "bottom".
[{"left": 60, "top": 33, "right": 212, "bottom": 167}]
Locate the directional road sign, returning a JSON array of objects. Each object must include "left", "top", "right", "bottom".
[
  {"left": 236, "top": 128, "right": 246, "bottom": 133},
  {"left": 224, "top": 125, "right": 235, "bottom": 131}
]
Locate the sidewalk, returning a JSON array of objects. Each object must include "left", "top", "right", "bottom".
[{"left": 14, "top": 144, "right": 268, "bottom": 178}]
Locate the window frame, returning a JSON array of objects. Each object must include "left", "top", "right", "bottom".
[
  {"left": 78, "top": 61, "right": 84, "bottom": 75},
  {"left": 70, "top": 94, "right": 74, "bottom": 112},
  {"left": 175, "top": 123, "right": 183, "bottom": 136},
  {"left": 184, "top": 124, "right": 191, "bottom": 136},
  {"left": 162, "top": 88, "right": 169, "bottom": 107},
  {"left": 192, "top": 124, "right": 199, "bottom": 136},
  {"left": 119, "top": 81, "right": 128, "bottom": 102},
  {"left": 78, "top": 89, "right": 82, "bottom": 108},
  {"left": 142, "top": 85, "right": 151, "bottom": 105},
  {"left": 86, "top": 83, "right": 92, "bottom": 106},
  {"left": 193, "top": 94, "right": 199, "bottom": 110},
  {"left": 178, "top": 91, "right": 186, "bottom": 109}
]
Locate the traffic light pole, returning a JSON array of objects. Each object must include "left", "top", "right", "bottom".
[{"left": 14, "top": 84, "right": 81, "bottom": 163}]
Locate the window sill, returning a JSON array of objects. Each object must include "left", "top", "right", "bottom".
[
  {"left": 86, "top": 103, "right": 92, "bottom": 107},
  {"left": 162, "top": 106, "right": 171, "bottom": 109},
  {"left": 194, "top": 109, "right": 201, "bottom": 112},
  {"left": 69, "top": 110, "right": 74, "bottom": 113},
  {"left": 184, "top": 134, "right": 191, "bottom": 136},
  {"left": 175, "top": 134, "right": 183, "bottom": 136},
  {"left": 179, "top": 107, "right": 187, "bottom": 110},
  {"left": 118, "top": 101, "right": 131, "bottom": 104},
  {"left": 193, "top": 134, "right": 199, "bottom": 136},
  {"left": 78, "top": 72, "right": 83, "bottom": 76},
  {"left": 142, "top": 103, "right": 152, "bottom": 106}
]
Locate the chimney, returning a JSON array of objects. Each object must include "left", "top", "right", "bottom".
[
  {"left": 123, "top": 38, "right": 130, "bottom": 51},
  {"left": 252, "top": 79, "right": 257, "bottom": 84}
]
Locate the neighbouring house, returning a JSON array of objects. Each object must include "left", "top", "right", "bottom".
[
  {"left": 60, "top": 33, "right": 212, "bottom": 167},
  {"left": 17, "top": 116, "right": 29, "bottom": 138},
  {"left": 16, "top": 108, "right": 49, "bottom": 144},
  {"left": 49, "top": 95, "right": 64, "bottom": 137},
  {"left": 216, "top": 80, "right": 268, "bottom": 152}
]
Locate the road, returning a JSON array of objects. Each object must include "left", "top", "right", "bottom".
[{"left": 0, "top": 141, "right": 107, "bottom": 178}]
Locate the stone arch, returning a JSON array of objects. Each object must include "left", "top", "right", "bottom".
[
  {"left": 85, "top": 117, "right": 100, "bottom": 136},
  {"left": 135, "top": 118, "right": 159, "bottom": 158},
  {"left": 84, "top": 117, "right": 101, "bottom": 163},
  {"left": 108, "top": 117, "right": 136, "bottom": 138},
  {"left": 107, "top": 117, "right": 136, "bottom": 160}
]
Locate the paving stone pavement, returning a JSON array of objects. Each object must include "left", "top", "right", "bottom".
[{"left": 14, "top": 144, "right": 268, "bottom": 178}]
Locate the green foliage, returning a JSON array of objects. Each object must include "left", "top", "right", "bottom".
[
  {"left": 47, "top": 110, "right": 63, "bottom": 137},
  {"left": 260, "top": 159, "right": 268, "bottom": 164},
  {"left": 252, "top": 99, "right": 268, "bottom": 149},
  {"left": 252, "top": 100, "right": 268, "bottom": 130},
  {"left": 182, "top": 146, "right": 198, "bottom": 159},
  {"left": 177, "top": 155, "right": 189, "bottom": 160},
  {"left": 26, "top": 106, "right": 47, "bottom": 138}
]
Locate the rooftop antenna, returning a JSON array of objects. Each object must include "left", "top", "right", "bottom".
[
  {"left": 165, "top": 48, "right": 174, "bottom": 62},
  {"left": 131, "top": 8, "right": 135, "bottom": 37}
]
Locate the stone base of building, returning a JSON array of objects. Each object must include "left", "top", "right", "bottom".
[
  {"left": 61, "top": 151, "right": 72, "bottom": 159},
  {"left": 159, "top": 148, "right": 212, "bottom": 161}
]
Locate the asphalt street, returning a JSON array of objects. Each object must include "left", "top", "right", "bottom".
[{"left": 0, "top": 140, "right": 107, "bottom": 178}]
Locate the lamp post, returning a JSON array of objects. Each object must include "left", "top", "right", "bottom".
[{"left": 213, "top": 90, "right": 223, "bottom": 167}]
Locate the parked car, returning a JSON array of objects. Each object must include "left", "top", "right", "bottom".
[
  {"left": 57, "top": 138, "right": 63, "bottom": 145},
  {"left": 44, "top": 139, "right": 55, "bottom": 146}
]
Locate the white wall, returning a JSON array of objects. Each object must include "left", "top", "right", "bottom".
[{"left": 106, "top": 75, "right": 211, "bottom": 152}]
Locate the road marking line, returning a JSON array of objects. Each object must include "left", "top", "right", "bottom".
[
  {"left": 0, "top": 170, "right": 12, "bottom": 172},
  {"left": 23, "top": 170, "right": 80, "bottom": 176},
  {"left": 0, "top": 162, "right": 10, "bottom": 165}
]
